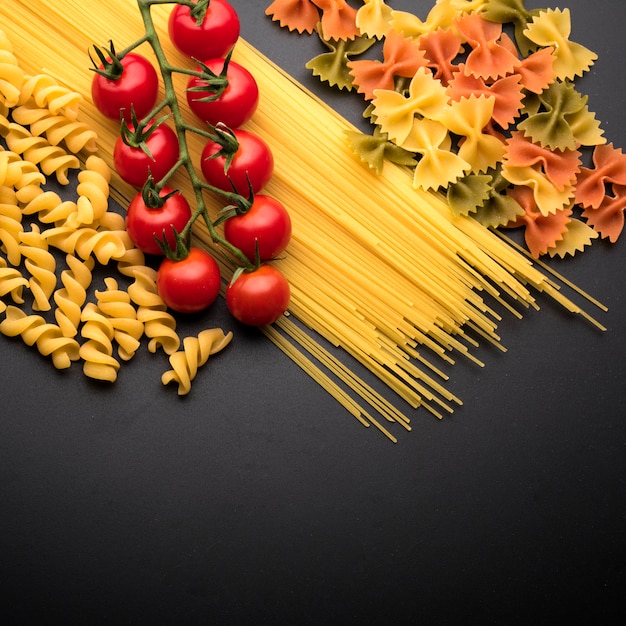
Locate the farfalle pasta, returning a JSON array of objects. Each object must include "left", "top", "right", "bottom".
[
  {"left": 162, "top": 328, "right": 234, "bottom": 395},
  {"left": 355, "top": 0, "right": 394, "bottom": 39},
  {"left": 270, "top": 0, "right": 621, "bottom": 257},
  {"left": 523, "top": 8, "right": 597, "bottom": 81}
]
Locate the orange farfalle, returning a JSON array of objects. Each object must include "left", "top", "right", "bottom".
[
  {"left": 505, "top": 130, "right": 581, "bottom": 192},
  {"left": 348, "top": 29, "right": 427, "bottom": 100},
  {"left": 265, "top": 0, "right": 321, "bottom": 34},
  {"left": 574, "top": 143, "right": 626, "bottom": 209},
  {"left": 455, "top": 13, "right": 521, "bottom": 81},
  {"left": 581, "top": 185, "right": 626, "bottom": 243},
  {"left": 515, "top": 46, "right": 556, "bottom": 94},
  {"left": 312, "top": 0, "right": 360, "bottom": 40},
  {"left": 506, "top": 185, "right": 571, "bottom": 257},
  {"left": 447, "top": 68, "right": 524, "bottom": 129},
  {"left": 418, "top": 27, "right": 464, "bottom": 86}
]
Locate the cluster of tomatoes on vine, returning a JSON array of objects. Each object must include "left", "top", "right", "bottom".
[{"left": 89, "top": 0, "right": 291, "bottom": 326}]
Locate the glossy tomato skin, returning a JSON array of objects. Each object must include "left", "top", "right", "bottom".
[
  {"left": 186, "top": 59, "right": 259, "bottom": 129},
  {"left": 91, "top": 53, "right": 159, "bottom": 121},
  {"left": 113, "top": 122, "right": 180, "bottom": 188},
  {"left": 168, "top": 0, "right": 240, "bottom": 60},
  {"left": 157, "top": 248, "right": 221, "bottom": 313},
  {"left": 125, "top": 187, "right": 192, "bottom": 256},
  {"left": 223, "top": 194, "right": 291, "bottom": 262},
  {"left": 201, "top": 129, "right": 274, "bottom": 195},
  {"left": 226, "top": 264, "right": 290, "bottom": 326}
]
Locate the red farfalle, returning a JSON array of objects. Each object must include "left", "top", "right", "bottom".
[
  {"left": 455, "top": 13, "right": 521, "bottom": 81},
  {"left": 348, "top": 29, "right": 427, "bottom": 100},
  {"left": 574, "top": 143, "right": 626, "bottom": 209},
  {"left": 581, "top": 184, "right": 626, "bottom": 242},
  {"left": 418, "top": 27, "right": 464, "bottom": 86},
  {"left": 505, "top": 185, "right": 572, "bottom": 257},
  {"left": 265, "top": 0, "right": 321, "bottom": 34},
  {"left": 505, "top": 130, "right": 581, "bottom": 191},
  {"left": 447, "top": 68, "right": 524, "bottom": 129},
  {"left": 311, "top": 0, "right": 360, "bottom": 40}
]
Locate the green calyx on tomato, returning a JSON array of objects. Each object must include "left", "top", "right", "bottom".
[
  {"left": 203, "top": 122, "right": 240, "bottom": 172},
  {"left": 89, "top": 40, "right": 125, "bottom": 81},
  {"left": 186, "top": 51, "right": 233, "bottom": 104}
]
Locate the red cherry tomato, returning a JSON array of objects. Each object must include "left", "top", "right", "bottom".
[
  {"left": 201, "top": 128, "right": 274, "bottom": 195},
  {"left": 226, "top": 264, "right": 290, "bottom": 326},
  {"left": 157, "top": 248, "right": 221, "bottom": 314},
  {"left": 125, "top": 187, "right": 192, "bottom": 256},
  {"left": 113, "top": 121, "right": 180, "bottom": 188},
  {"left": 223, "top": 194, "right": 291, "bottom": 262},
  {"left": 168, "top": 0, "right": 240, "bottom": 60},
  {"left": 186, "top": 58, "right": 259, "bottom": 129},
  {"left": 91, "top": 52, "right": 159, "bottom": 121}
]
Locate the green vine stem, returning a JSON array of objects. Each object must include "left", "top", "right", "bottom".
[{"left": 102, "top": 0, "right": 254, "bottom": 269}]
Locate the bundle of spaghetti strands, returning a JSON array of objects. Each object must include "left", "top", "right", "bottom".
[{"left": 0, "top": 0, "right": 608, "bottom": 442}]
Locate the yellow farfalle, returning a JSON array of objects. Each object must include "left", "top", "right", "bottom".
[
  {"left": 372, "top": 67, "right": 448, "bottom": 145},
  {"left": 402, "top": 117, "right": 469, "bottom": 190},
  {"left": 523, "top": 8, "right": 597, "bottom": 80},
  {"left": 438, "top": 95, "right": 504, "bottom": 173},
  {"left": 355, "top": 0, "right": 393, "bottom": 39},
  {"left": 501, "top": 163, "right": 575, "bottom": 216},
  {"left": 547, "top": 218, "right": 599, "bottom": 258},
  {"left": 390, "top": 0, "right": 485, "bottom": 37}
]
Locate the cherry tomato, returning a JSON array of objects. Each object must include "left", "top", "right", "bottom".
[
  {"left": 168, "top": 0, "right": 240, "bottom": 60},
  {"left": 223, "top": 194, "right": 291, "bottom": 262},
  {"left": 186, "top": 58, "right": 259, "bottom": 129},
  {"left": 157, "top": 248, "right": 221, "bottom": 314},
  {"left": 91, "top": 52, "right": 159, "bottom": 122},
  {"left": 113, "top": 121, "right": 180, "bottom": 188},
  {"left": 125, "top": 187, "right": 192, "bottom": 256},
  {"left": 201, "top": 128, "right": 274, "bottom": 195},
  {"left": 226, "top": 264, "right": 290, "bottom": 326}
]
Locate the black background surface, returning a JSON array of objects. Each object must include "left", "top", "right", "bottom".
[{"left": 1, "top": 1, "right": 625, "bottom": 624}]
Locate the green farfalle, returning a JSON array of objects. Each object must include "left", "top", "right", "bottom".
[
  {"left": 345, "top": 127, "right": 416, "bottom": 175},
  {"left": 447, "top": 173, "right": 493, "bottom": 217},
  {"left": 474, "top": 191, "right": 525, "bottom": 228},
  {"left": 481, "top": 0, "right": 539, "bottom": 56},
  {"left": 518, "top": 80, "right": 591, "bottom": 150},
  {"left": 306, "top": 25, "right": 376, "bottom": 91}
]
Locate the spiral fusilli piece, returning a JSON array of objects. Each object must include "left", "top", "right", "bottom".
[
  {"left": 161, "top": 329, "right": 233, "bottom": 395},
  {"left": 54, "top": 254, "right": 94, "bottom": 338},
  {"left": 79, "top": 301, "right": 120, "bottom": 382},
  {"left": 0, "top": 304, "right": 80, "bottom": 369},
  {"left": 4, "top": 121, "right": 79, "bottom": 184},
  {"left": 94, "top": 276, "right": 143, "bottom": 361},
  {"left": 19, "top": 223, "right": 57, "bottom": 311}
]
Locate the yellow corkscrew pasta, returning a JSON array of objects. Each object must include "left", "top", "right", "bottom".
[
  {"left": 79, "top": 301, "right": 120, "bottom": 382},
  {"left": 0, "top": 304, "right": 80, "bottom": 368},
  {"left": 161, "top": 328, "right": 234, "bottom": 395},
  {"left": 94, "top": 276, "right": 144, "bottom": 361},
  {"left": 54, "top": 254, "right": 95, "bottom": 338},
  {"left": 18, "top": 223, "right": 57, "bottom": 311}
]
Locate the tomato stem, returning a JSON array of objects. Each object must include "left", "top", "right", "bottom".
[{"left": 127, "top": 0, "right": 253, "bottom": 269}]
